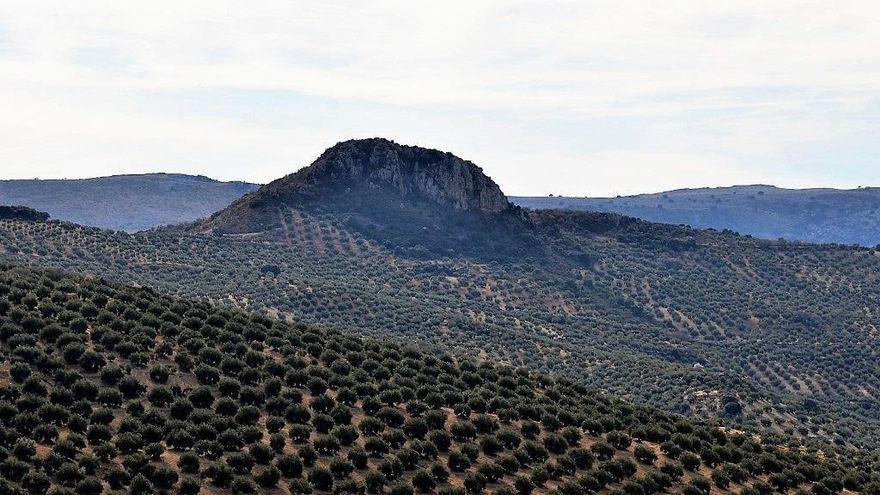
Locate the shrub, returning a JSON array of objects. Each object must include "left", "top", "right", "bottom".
[
  {"left": 464, "top": 473, "right": 487, "bottom": 495},
  {"left": 633, "top": 445, "right": 657, "bottom": 465},
  {"left": 680, "top": 452, "right": 701, "bottom": 471},
  {"left": 348, "top": 447, "right": 369, "bottom": 469},
  {"left": 309, "top": 466, "right": 334, "bottom": 491},
  {"left": 390, "top": 482, "right": 415, "bottom": 495},
  {"left": 365, "top": 471, "right": 386, "bottom": 494},
  {"left": 412, "top": 469, "right": 436, "bottom": 493},
  {"left": 179, "top": 477, "right": 201, "bottom": 495},
  {"left": 712, "top": 470, "right": 731, "bottom": 489},
  {"left": 256, "top": 466, "right": 282, "bottom": 488},
  {"left": 276, "top": 454, "right": 303, "bottom": 479},
  {"left": 448, "top": 450, "right": 471, "bottom": 472},
  {"left": 330, "top": 457, "right": 355, "bottom": 479}
]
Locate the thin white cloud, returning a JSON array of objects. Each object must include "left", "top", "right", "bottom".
[{"left": 0, "top": 1, "right": 878, "bottom": 194}]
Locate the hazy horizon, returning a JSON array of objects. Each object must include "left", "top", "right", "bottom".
[
  {"left": 1, "top": 167, "right": 877, "bottom": 199},
  {"left": 2, "top": 2, "right": 879, "bottom": 196}
]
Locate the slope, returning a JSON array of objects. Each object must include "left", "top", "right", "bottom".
[
  {"left": 0, "top": 263, "right": 877, "bottom": 495},
  {"left": 3, "top": 210, "right": 880, "bottom": 449}
]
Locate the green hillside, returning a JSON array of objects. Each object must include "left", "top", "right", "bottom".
[
  {"left": 2, "top": 211, "right": 879, "bottom": 449},
  {"left": 1, "top": 140, "right": 878, "bottom": 463},
  {"left": 0, "top": 263, "right": 877, "bottom": 495}
]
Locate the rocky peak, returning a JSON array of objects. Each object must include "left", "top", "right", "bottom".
[
  {"left": 269, "top": 138, "right": 511, "bottom": 214},
  {"left": 191, "top": 139, "right": 534, "bottom": 259}
]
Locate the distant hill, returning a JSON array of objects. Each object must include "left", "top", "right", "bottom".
[
  {"left": 0, "top": 173, "right": 258, "bottom": 232},
  {"left": 188, "top": 138, "right": 537, "bottom": 259},
  {"left": 512, "top": 185, "right": 880, "bottom": 246}
]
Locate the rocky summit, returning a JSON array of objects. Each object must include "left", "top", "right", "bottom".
[
  {"left": 267, "top": 138, "right": 511, "bottom": 214},
  {"left": 191, "top": 138, "right": 533, "bottom": 259}
]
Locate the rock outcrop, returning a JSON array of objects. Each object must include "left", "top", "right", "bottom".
[
  {"left": 263, "top": 138, "right": 511, "bottom": 214},
  {"left": 190, "top": 138, "right": 535, "bottom": 259}
]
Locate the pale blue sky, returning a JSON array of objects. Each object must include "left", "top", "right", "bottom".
[{"left": 0, "top": 1, "right": 878, "bottom": 196}]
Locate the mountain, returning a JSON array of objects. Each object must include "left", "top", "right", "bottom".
[
  {"left": 2, "top": 264, "right": 877, "bottom": 495},
  {"left": 3, "top": 139, "right": 880, "bottom": 452},
  {"left": 189, "top": 138, "right": 537, "bottom": 259},
  {"left": 511, "top": 185, "right": 880, "bottom": 246},
  {"left": 0, "top": 173, "right": 258, "bottom": 232}
]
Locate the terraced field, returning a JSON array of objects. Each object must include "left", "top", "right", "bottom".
[
  {"left": 0, "top": 264, "right": 878, "bottom": 495},
  {"left": 2, "top": 212, "right": 880, "bottom": 451}
]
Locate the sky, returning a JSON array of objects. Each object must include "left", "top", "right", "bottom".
[{"left": 0, "top": 1, "right": 878, "bottom": 196}]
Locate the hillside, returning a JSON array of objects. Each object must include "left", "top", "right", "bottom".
[
  {"left": 511, "top": 186, "right": 880, "bottom": 247},
  {"left": 3, "top": 202, "right": 880, "bottom": 449},
  {"left": 0, "top": 174, "right": 258, "bottom": 232},
  {"left": 2, "top": 139, "right": 880, "bottom": 452},
  {"left": 0, "top": 263, "right": 878, "bottom": 495}
]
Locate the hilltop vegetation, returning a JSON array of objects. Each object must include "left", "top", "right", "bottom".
[
  {"left": 1, "top": 263, "right": 879, "bottom": 495},
  {"left": 511, "top": 186, "right": 880, "bottom": 247},
  {"left": 0, "top": 174, "right": 258, "bottom": 232},
  {"left": 0, "top": 207, "right": 49, "bottom": 223}
]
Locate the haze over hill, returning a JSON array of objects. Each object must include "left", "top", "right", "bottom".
[
  {"left": 0, "top": 173, "right": 258, "bottom": 232},
  {"left": 512, "top": 185, "right": 880, "bottom": 247}
]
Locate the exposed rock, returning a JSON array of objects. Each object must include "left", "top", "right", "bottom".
[
  {"left": 189, "top": 138, "right": 536, "bottom": 259},
  {"left": 265, "top": 138, "right": 511, "bottom": 213}
]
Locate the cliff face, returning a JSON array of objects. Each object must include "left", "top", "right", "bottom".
[{"left": 265, "top": 138, "right": 511, "bottom": 214}]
